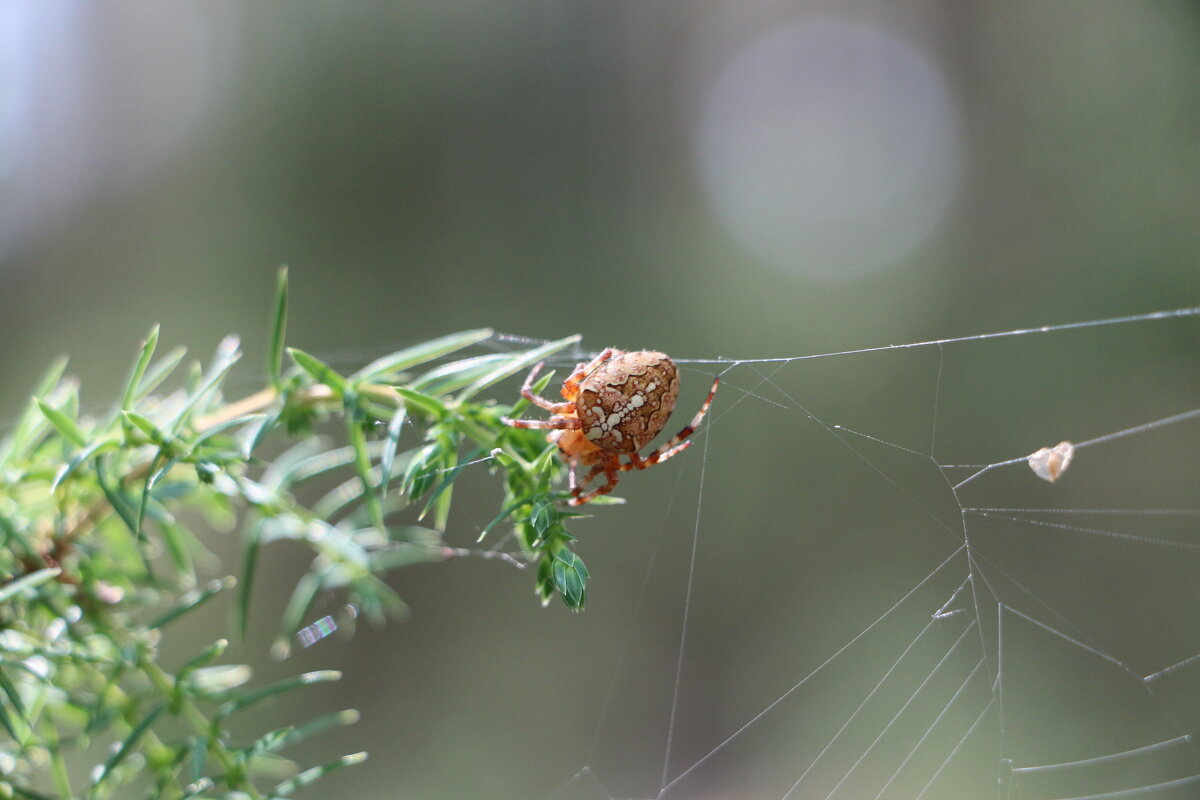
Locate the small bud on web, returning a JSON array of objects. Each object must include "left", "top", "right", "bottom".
[{"left": 1028, "top": 440, "right": 1075, "bottom": 482}]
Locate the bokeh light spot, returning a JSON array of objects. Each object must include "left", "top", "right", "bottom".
[{"left": 693, "top": 18, "right": 964, "bottom": 281}]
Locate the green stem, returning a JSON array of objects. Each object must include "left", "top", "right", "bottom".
[{"left": 140, "top": 659, "right": 264, "bottom": 800}]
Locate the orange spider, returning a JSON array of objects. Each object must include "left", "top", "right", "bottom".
[{"left": 502, "top": 348, "right": 719, "bottom": 505}]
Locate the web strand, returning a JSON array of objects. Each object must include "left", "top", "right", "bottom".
[{"left": 563, "top": 304, "right": 1199, "bottom": 800}]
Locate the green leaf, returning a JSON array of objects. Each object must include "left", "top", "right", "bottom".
[
  {"left": 0, "top": 701, "right": 19, "bottom": 741},
  {"left": 503, "top": 369, "right": 557, "bottom": 422},
  {"left": 123, "top": 411, "right": 167, "bottom": 443},
  {"left": 288, "top": 347, "right": 347, "bottom": 395},
  {"left": 0, "top": 357, "right": 67, "bottom": 467},
  {"left": 477, "top": 496, "right": 526, "bottom": 543},
  {"left": 455, "top": 334, "right": 581, "bottom": 402},
  {"left": 0, "top": 568, "right": 61, "bottom": 603},
  {"left": 237, "top": 519, "right": 263, "bottom": 639},
  {"left": 0, "top": 667, "right": 27, "bottom": 721},
  {"left": 269, "top": 266, "right": 289, "bottom": 389},
  {"left": 134, "top": 345, "right": 187, "bottom": 402},
  {"left": 169, "top": 335, "right": 242, "bottom": 433},
  {"left": 92, "top": 704, "right": 164, "bottom": 786},
  {"left": 418, "top": 449, "right": 483, "bottom": 524},
  {"left": 409, "top": 353, "right": 510, "bottom": 396},
  {"left": 190, "top": 412, "right": 260, "bottom": 451},
  {"left": 529, "top": 495, "right": 556, "bottom": 537},
  {"left": 399, "top": 443, "right": 437, "bottom": 500},
  {"left": 149, "top": 577, "right": 235, "bottom": 629},
  {"left": 51, "top": 437, "right": 120, "bottom": 490},
  {"left": 120, "top": 324, "right": 160, "bottom": 410},
  {"left": 35, "top": 398, "right": 86, "bottom": 447},
  {"left": 276, "top": 571, "right": 322, "bottom": 649},
  {"left": 237, "top": 411, "right": 277, "bottom": 458},
  {"left": 177, "top": 639, "right": 229, "bottom": 681},
  {"left": 272, "top": 752, "right": 368, "bottom": 796},
  {"left": 379, "top": 405, "right": 408, "bottom": 499},
  {"left": 350, "top": 328, "right": 494, "bottom": 384},
  {"left": 345, "top": 400, "right": 384, "bottom": 530},
  {"left": 188, "top": 736, "right": 207, "bottom": 783},
  {"left": 10, "top": 784, "right": 58, "bottom": 800},
  {"left": 96, "top": 462, "right": 155, "bottom": 580},
  {"left": 552, "top": 548, "right": 588, "bottom": 610},
  {"left": 187, "top": 663, "right": 251, "bottom": 696},
  {"left": 134, "top": 452, "right": 170, "bottom": 547},
  {"left": 369, "top": 544, "right": 448, "bottom": 571},
  {"left": 160, "top": 519, "right": 196, "bottom": 581},
  {"left": 274, "top": 443, "right": 360, "bottom": 487},
  {"left": 181, "top": 777, "right": 214, "bottom": 799},
  {"left": 214, "top": 671, "right": 341, "bottom": 722},
  {"left": 393, "top": 386, "right": 447, "bottom": 418},
  {"left": 255, "top": 709, "right": 360, "bottom": 755}
]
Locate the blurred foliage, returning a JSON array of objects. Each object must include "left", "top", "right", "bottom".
[{"left": 0, "top": 269, "right": 598, "bottom": 798}]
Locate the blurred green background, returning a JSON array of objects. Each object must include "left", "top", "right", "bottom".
[{"left": 2, "top": 3, "right": 1199, "bottom": 798}]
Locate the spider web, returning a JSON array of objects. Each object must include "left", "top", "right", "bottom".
[{"left": 531, "top": 306, "right": 1200, "bottom": 800}]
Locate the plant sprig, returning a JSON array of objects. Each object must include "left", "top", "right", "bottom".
[{"left": 0, "top": 268, "right": 597, "bottom": 798}]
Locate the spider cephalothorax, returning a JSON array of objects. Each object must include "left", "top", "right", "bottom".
[{"left": 502, "top": 348, "right": 718, "bottom": 505}]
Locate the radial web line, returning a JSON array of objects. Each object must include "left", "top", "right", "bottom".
[
  {"left": 929, "top": 342, "right": 945, "bottom": 458},
  {"left": 970, "top": 512, "right": 1200, "bottom": 551},
  {"left": 659, "top": 420, "right": 712, "bottom": 789},
  {"left": 985, "top": 560, "right": 1200, "bottom": 782},
  {"left": 996, "top": 593, "right": 1006, "bottom": 742},
  {"left": 749, "top": 366, "right": 959, "bottom": 539},
  {"left": 952, "top": 456, "right": 1026, "bottom": 490},
  {"left": 965, "top": 533, "right": 1123, "bottom": 664},
  {"left": 1001, "top": 604, "right": 1132, "bottom": 673},
  {"left": 1011, "top": 735, "right": 1193, "bottom": 773},
  {"left": 703, "top": 360, "right": 791, "bottom": 424},
  {"left": 674, "top": 306, "right": 1200, "bottom": 366},
  {"left": 700, "top": 373, "right": 790, "bottom": 421},
  {"left": 1145, "top": 653, "right": 1200, "bottom": 683},
  {"left": 1042, "top": 773, "right": 1200, "bottom": 800},
  {"left": 657, "top": 544, "right": 966, "bottom": 796},
  {"left": 947, "top": 467, "right": 1002, "bottom": 737},
  {"left": 1073, "top": 407, "right": 1200, "bottom": 449},
  {"left": 913, "top": 697, "right": 997, "bottom": 800},
  {"left": 873, "top": 656, "right": 988, "bottom": 800},
  {"left": 963, "top": 508, "right": 1200, "bottom": 516},
  {"left": 818, "top": 620, "right": 980, "bottom": 800},
  {"left": 830, "top": 423, "right": 933, "bottom": 459},
  {"left": 964, "top": 551, "right": 1000, "bottom": 714},
  {"left": 952, "top": 405, "right": 1200, "bottom": 491},
  {"left": 779, "top": 610, "right": 944, "bottom": 797}
]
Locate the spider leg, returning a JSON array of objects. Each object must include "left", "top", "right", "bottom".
[
  {"left": 560, "top": 347, "right": 620, "bottom": 400},
  {"left": 567, "top": 458, "right": 580, "bottom": 494},
  {"left": 502, "top": 416, "right": 582, "bottom": 430},
  {"left": 575, "top": 462, "right": 604, "bottom": 492},
  {"left": 631, "top": 376, "right": 719, "bottom": 468},
  {"left": 520, "top": 362, "right": 576, "bottom": 414},
  {"left": 569, "top": 458, "right": 621, "bottom": 506}
]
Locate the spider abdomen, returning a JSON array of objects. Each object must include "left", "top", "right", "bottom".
[{"left": 576, "top": 350, "right": 680, "bottom": 454}]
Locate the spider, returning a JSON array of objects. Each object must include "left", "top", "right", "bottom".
[{"left": 502, "top": 348, "right": 719, "bottom": 505}]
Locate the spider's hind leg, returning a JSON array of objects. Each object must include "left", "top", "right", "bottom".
[{"left": 635, "top": 376, "right": 719, "bottom": 468}]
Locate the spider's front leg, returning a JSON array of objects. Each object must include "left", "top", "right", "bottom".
[
  {"left": 560, "top": 347, "right": 621, "bottom": 401},
  {"left": 520, "top": 362, "right": 576, "bottom": 414},
  {"left": 502, "top": 415, "right": 582, "bottom": 430}
]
